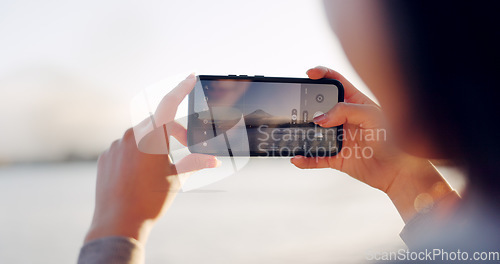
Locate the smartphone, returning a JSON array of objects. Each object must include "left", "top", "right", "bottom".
[{"left": 187, "top": 75, "right": 344, "bottom": 157}]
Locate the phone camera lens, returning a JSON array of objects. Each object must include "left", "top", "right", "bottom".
[{"left": 316, "top": 94, "right": 324, "bottom": 103}]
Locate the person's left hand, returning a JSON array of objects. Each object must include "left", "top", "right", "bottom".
[{"left": 84, "top": 73, "right": 221, "bottom": 245}]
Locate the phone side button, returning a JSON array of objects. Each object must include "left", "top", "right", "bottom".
[{"left": 254, "top": 75, "right": 264, "bottom": 77}]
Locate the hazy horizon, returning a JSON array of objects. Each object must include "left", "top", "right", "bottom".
[{"left": 0, "top": 0, "right": 374, "bottom": 163}]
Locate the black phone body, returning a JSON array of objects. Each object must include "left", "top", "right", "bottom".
[{"left": 187, "top": 75, "right": 344, "bottom": 157}]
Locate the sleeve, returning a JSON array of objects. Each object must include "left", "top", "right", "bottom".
[
  {"left": 399, "top": 190, "right": 460, "bottom": 249},
  {"left": 77, "top": 236, "right": 145, "bottom": 264}
]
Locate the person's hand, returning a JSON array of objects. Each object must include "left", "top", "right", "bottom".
[
  {"left": 291, "top": 66, "right": 456, "bottom": 222},
  {"left": 292, "top": 66, "right": 402, "bottom": 193},
  {"left": 84, "top": 74, "right": 221, "bottom": 245}
]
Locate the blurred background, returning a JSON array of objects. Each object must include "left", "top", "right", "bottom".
[{"left": 0, "top": 1, "right": 465, "bottom": 263}]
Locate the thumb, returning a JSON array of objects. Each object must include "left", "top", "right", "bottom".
[
  {"left": 313, "top": 102, "right": 382, "bottom": 128},
  {"left": 174, "top": 153, "right": 221, "bottom": 175}
]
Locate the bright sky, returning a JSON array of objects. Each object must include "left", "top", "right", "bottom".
[{"left": 0, "top": 0, "right": 374, "bottom": 162}]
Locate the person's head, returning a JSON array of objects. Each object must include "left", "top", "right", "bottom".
[{"left": 324, "top": 0, "right": 499, "bottom": 194}]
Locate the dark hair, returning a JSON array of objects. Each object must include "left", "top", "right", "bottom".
[{"left": 383, "top": 1, "right": 500, "bottom": 200}]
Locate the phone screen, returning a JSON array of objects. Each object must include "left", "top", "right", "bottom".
[{"left": 188, "top": 76, "right": 343, "bottom": 157}]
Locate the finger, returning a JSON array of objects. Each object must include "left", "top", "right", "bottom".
[
  {"left": 291, "top": 155, "right": 330, "bottom": 169},
  {"left": 290, "top": 155, "right": 342, "bottom": 170},
  {"left": 165, "top": 121, "right": 188, "bottom": 146},
  {"left": 313, "top": 102, "right": 382, "bottom": 128},
  {"left": 134, "top": 120, "right": 188, "bottom": 154},
  {"left": 154, "top": 73, "right": 197, "bottom": 125},
  {"left": 174, "top": 153, "right": 221, "bottom": 175},
  {"left": 306, "top": 66, "right": 376, "bottom": 105},
  {"left": 163, "top": 73, "right": 197, "bottom": 108},
  {"left": 136, "top": 125, "right": 169, "bottom": 154}
]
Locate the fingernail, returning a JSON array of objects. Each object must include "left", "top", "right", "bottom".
[
  {"left": 313, "top": 113, "right": 326, "bottom": 124},
  {"left": 207, "top": 158, "right": 221, "bottom": 168},
  {"left": 186, "top": 73, "right": 196, "bottom": 79}
]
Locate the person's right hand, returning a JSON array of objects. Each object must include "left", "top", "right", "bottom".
[
  {"left": 291, "top": 66, "right": 407, "bottom": 194},
  {"left": 291, "top": 66, "right": 456, "bottom": 222}
]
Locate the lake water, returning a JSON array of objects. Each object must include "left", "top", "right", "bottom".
[{"left": 0, "top": 159, "right": 465, "bottom": 264}]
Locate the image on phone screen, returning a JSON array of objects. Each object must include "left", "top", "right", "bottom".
[{"left": 188, "top": 76, "right": 343, "bottom": 157}]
